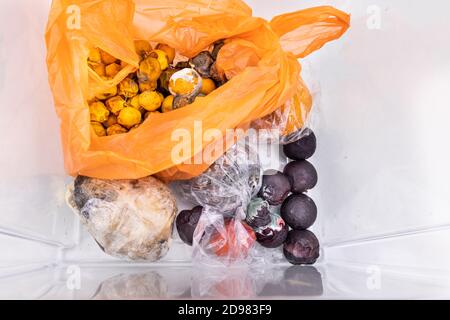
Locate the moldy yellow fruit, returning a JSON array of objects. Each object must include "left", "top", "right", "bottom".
[
  {"left": 88, "top": 48, "right": 102, "bottom": 64},
  {"left": 118, "top": 107, "right": 142, "bottom": 128},
  {"left": 107, "top": 124, "right": 128, "bottom": 136},
  {"left": 103, "top": 114, "right": 118, "bottom": 128},
  {"left": 149, "top": 50, "right": 169, "bottom": 71},
  {"left": 85, "top": 40, "right": 223, "bottom": 132},
  {"left": 156, "top": 44, "right": 176, "bottom": 64},
  {"left": 105, "top": 63, "right": 121, "bottom": 78},
  {"left": 169, "top": 68, "right": 202, "bottom": 96},
  {"left": 89, "top": 101, "right": 110, "bottom": 123},
  {"left": 91, "top": 63, "right": 106, "bottom": 77},
  {"left": 162, "top": 95, "right": 174, "bottom": 113},
  {"left": 138, "top": 57, "right": 161, "bottom": 83},
  {"left": 159, "top": 68, "right": 177, "bottom": 92},
  {"left": 173, "top": 95, "right": 195, "bottom": 110},
  {"left": 139, "top": 80, "right": 157, "bottom": 92},
  {"left": 139, "top": 91, "right": 163, "bottom": 112},
  {"left": 96, "top": 85, "right": 118, "bottom": 100},
  {"left": 106, "top": 96, "right": 126, "bottom": 115},
  {"left": 100, "top": 50, "right": 117, "bottom": 65},
  {"left": 127, "top": 95, "right": 146, "bottom": 114},
  {"left": 128, "top": 95, "right": 141, "bottom": 109},
  {"left": 118, "top": 78, "right": 139, "bottom": 98},
  {"left": 201, "top": 78, "right": 216, "bottom": 95},
  {"left": 170, "top": 78, "right": 196, "bottom": 96},
  {"left": 91, "top": 122, "right": 106, "bottom": 137},
  {"left": 134, "top": 40, "right": 152, "bottom": 58}
]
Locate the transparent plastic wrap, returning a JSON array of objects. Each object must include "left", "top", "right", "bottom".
[
  {"left": 251, "top": 75, "right": 320, "bottom": 145},
  {"left": 176, "top": 141, "right": 263, "bottom": 266},
  {"left": 178, "top": 142, "right": 262, "bottom": 215},
  {"left": 66, "top": 176, "right": 177, "bottom": 261}
]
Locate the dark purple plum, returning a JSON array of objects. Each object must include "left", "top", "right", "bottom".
[
  {"left": 255, "top": 214, "right": 289, "bottom": 249},
  {"left": 283, "top": 128, "right": 317, "bottom": 160},
  {"left": 258, "top": 171, "right": 291, "bottom": 206},
  {"left": 283, "top": 230, "right": 320, "bottom": 265},
  {"left": 246, "top": 198, "right": 271, "bottom": 229},
  {"left": 283, "top": 160, "right": 318, "bottom": 193},
  {"left": 211, "top": 40, "right": 225, "bottom": 60},
  {"left": 281, "top": 194, "right": 317, "bottom": 230},
  {"left": 190, "top": 51, "right": 214, "bottom": 78},
  {"left": 176, "top": 206, "right": 203, "bottom": 246}
]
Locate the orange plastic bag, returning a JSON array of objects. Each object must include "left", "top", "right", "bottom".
[{"left": 45, "top": 0, "right": 349, "bottom": 181}]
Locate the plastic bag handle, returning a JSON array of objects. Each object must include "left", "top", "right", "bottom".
[{"left": 270, "top": 6, "right": 350, "bottom": 59}]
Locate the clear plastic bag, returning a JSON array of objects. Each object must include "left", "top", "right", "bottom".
[
  {"left": 251, "top": 75, "right": 320, "bottom": 145},
  {"left": 177, "top": 142, "right": 262, "bottom": 215},
  {"left": 176, "top": 141, "right": 262, "bottom": 265}
]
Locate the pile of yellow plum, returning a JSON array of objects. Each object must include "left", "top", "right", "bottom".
[{"left": 87, "top": 40, "right": 226, "bottom": 137}]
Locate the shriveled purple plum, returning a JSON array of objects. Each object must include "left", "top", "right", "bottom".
[
  {"left": 246, "top": 198, "right": 271, "bottom": 229},
  {"left": 283, "top": 128, "right": 317, "bottom": 161},
  {"left": 283, "top": 230, "right": 320, "bottom": 265},
  {"left": 190, "top": 51, "right": 214, "bottom": 78},
  {"left": 281, "top": 194, "right": 317, "bottom": 230},
  {"left": 176, "top": 206, "right": 203, "bottom": 246},
  {"left": 283, "top": 160, "right": 318, "bottom": 193},
  {"left": 255, "top": 214, "right": 289, "bottom": 249},
  {"left": 258, "top": 171, "right": 291, "bottom": 206}
]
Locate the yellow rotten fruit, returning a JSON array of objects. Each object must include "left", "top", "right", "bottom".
[
  {"left": 128, "top": 95, "right": 140, "bottom": 109},
  {"left": 139, "top": 90, "right": 163, "bottom": 112},
  {"left": 169, "top": 68, "right": 202, "bottom": 96},
  {"left": 118, "top": 107, "right": 142, "bottom": 128},
  {"left": 90, "top": 63, "right": 106, "bottom": 77},
  {"left": 134, "top": 40, "right": 152, "bottom": 58},
  {"left": 103, "top": 114, "right": 118, "bottom": 128},
  {"left": 89, "top": 101, "right": 110, "bottom": 123},
  {"left": 170, "top": 78, "right": 195, "bottom": 96},
  {"left": 105, "top": 63, "right": 121, "bottom": 78},
  {"left": 138, "top": 80, "right": 157, "bottom": 93},
  {"left": 100, "top": 49, "right": 117, "bottom": 65},
  {"left": 138, "top": 57, "right": 161, "bottom": 83},
  {"left": 162, "top": 95, "right": 174, "bottom": 113},
  {"left": 96, "top": 85, "right": 118, "bottom": 100},
  {"left": 88, "top": 48, "right": 102, "bottom": 64},
  {"left": 91, "top": 122, "right": 106, "bottom": 137},
  {"left": 156, "top": 44, "right": 176, "bottom": 64},
  {"left": 106, "top": 96, "right": 126, "bottom": 115},
  {"left": 107, "top": 124, "right": 128, "bottom": 136},
  {"left": 118, "top": 78, "right": 139, "bottom": 98},
  {"left": 127, "top": 95, "right": 146, "bottom": 115},
  {"left": 149, "top": 50, "right": 169, "bottom": 71},
  {"left": 201, "top": 78, "right": 216, "bottom": 95}
]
